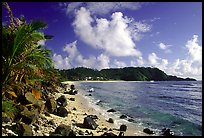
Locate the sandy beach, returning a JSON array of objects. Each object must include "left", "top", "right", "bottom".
[{"left": 47, "top": 81, "right": 152, "bottom": 136}]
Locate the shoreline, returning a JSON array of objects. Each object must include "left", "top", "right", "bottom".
[{"left": 61, "top": 81, "right": 152, "bottom": 136}]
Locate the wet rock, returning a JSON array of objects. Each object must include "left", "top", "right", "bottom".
[
  {"left": 143, "top": 128, "right": 154, "bottom": 134},
  {"left": 120, "top": 124, "right": 127, "bottom": 132},
  {"left": 56, "top": 95, "right": 67, "bottom": 107},
  {"left": 51, "top": 124, "right": 76, "bottom": 136},
  {"left": 69, "top": 98, "right": 75, "bottom": 101},
  {"left": 83, "top": 116, "right": 98, "bottom": 130},
  {"left": 73, "top": 107, "right": 77, "bottom": 111},
  {"left": 55, "top": 106, "right": 68, "bottom": 117},
  {"left": 107, "top": 109, "right": 116, "bottom": 112},
  {"left": 87, "top": 115, "right": 98, "bottom": 120},
  {"left": 128, "top": 118, "right": 135, "bottom": 122},
  {"left": 161, "top": 128, "right": 174, "bottom": 136},
  {"left": 107, "top": 118, "right": 114, "bottom": 123},
  {"left": 48, "top": 119, "right": 55, "bottom": 126},
  {"left": 120, "top": 115, "right": 127, "bottom": 119},
  {"left": 45, "top": 97, "right": 57, "bottom": 114},
  {"left": 101, "top": 132, "right": 117, "bottom": 136},
  {"left": 78, "top": 130, "right": 84, "bottom": 135}
]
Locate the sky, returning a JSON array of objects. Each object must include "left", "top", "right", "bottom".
[{"left": 2, "top": 2, "right": 202, "bottom": 80}]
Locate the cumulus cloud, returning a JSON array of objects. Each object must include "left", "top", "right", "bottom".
[
  {"left": 73, "top": 7, "right": 149, "bottom": 57},
  {"left": 52, "top": 41, "right": 110, "bottom": 70},
  {"left": 63, "top": 2, "right": 144, "bottom": 15},
  {"left": 113, "top": 59, "right": 127, "bottom": 68},
  {"left": 158, "top": 42, "right": 172, "bottom": 53},
  {"left": 148, "top": 52, "right": 168, "bottom": 70}
]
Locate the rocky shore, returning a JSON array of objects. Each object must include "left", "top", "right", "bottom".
[{"left": 2, "top": 81, "right": 174, "bottom": 136}]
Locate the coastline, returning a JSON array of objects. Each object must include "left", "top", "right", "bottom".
[{"left": 60, "top": 81, "right": 151, "bottom": 136}]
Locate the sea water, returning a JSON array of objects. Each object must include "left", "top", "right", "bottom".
[{"left": 74, "top": 81, "right": 202, "bottom": 136}]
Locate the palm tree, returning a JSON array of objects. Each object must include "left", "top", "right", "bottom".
[{"left": 2, "top": 2, "right": 59, "bottom": 100}]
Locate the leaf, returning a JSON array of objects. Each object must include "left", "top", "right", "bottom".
[
  {"left": 9, "top": 91, "right": 17, "bottom": 98},
  {"left": 32, "top": 89, "right": 41, "bottom": 100}
]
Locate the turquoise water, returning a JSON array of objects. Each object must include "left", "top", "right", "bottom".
[{"left": 75, "top": 81, "right": 202, "bottom": 136}]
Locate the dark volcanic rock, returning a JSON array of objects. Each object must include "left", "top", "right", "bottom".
[
  {"left": 107, "top": 109, "right": 116, "bottom": 112},
  {"left": 45, "top": 97, "right": 57, "bottom": 114},
  {"left": 56, "top": 95, "right": 67, "bottom": 107},
  {"left": 120, "top": 124, "right": 127, "bottom": 132},
  {"left": 120, "top": 115, "right": 127, "bottom": 119},
  {"left": 83, "top": 116, "right": 98, "bottom": 130},
  {"left": 161, "top": 128, "right": 174, "bottom": 136},
  {"left": 101, "top": 132, "right": 117, "bottom": 136},
  {"left": 55, "top": 106, "right": 68, "bottom": 117},
  {"left": 143, "top": 128, "right": 154, "bottom": 134},
  {"left": 87, "top": 115, "right": 98, "bottom": 120},
  {"left": 51, "top": 124, "right": 76, "bottom": 136},
  {"left": 69, "top": 98, "right": 75, "bottom": 101},
  {"left": 107, "top": 118, "right": 114, "bottom": 123}
]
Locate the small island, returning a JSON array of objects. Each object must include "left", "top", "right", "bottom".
[{"left": 58, "top": 67, "right": 196, "bottom": 81}]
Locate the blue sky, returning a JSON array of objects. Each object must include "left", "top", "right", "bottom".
[{"left": 2, "top": 2, "right": 202, "bottom": 80}]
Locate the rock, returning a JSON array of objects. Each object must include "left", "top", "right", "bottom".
[
  {"left": 2, "top": 112, "right": 11, "bottom": 123},
  {"left": 70, "top": 84, "right": 75, "bottom": 90},
  {"left": 51, "top": 124, "right": 76, "bottom": 136},
  {"left": 120, "top": 115, "right": 127, "bottom": 119},
  {"left": 20, "top": 107, "right": 39, "bottom": 124},
  {"left": 25, "top": 92, "right": 43, "bottom": 108},
  {"left": 83, "top": 116, "right": 98, "bottom": 130},
  {"left": 69, "top": 98, "right": 75, "bottom": 101},
  {"left": 45, "top": 97, "right": 57, "bottom": 114},
  {"left": 56, "top": 95, "right": 67, "bottom": 107},
  {"left": 15, "top": 122, "right": 33, "bottom": 136},
  {"left": 161, "top": 128, "right": 174, "bottom": 136},
  {"left": 87, "top": 115, "right": 98, "bottom": 120},
  {"left": 48, "top": 119, "right": 55, "bottom": 126},
  {"left": 107, "top": 109, "right": 116, "bottom": 112},
  {"left": 143, "top": 128, "right": 154, "bottom": 134},
  {"left": 55, "top": 106, "right": 68, "bottom": 117},
  {"left": 120, "top": 124, "right": 127, "bottom": 132},
  {"left": 78, "top": 130, "right": 84, "bottom": 135},
  {"left": 73, "top": 107, "right": 77, "bottom": 111},
  {"left": 88, "top": 94, "right": 92, "bottom": 96},
  {"left": 107, "top": 118, "right": 114, "bottom": 123},
  {"left": 128, "top": 118, "right": 135, "bottom": 122},
  {"left": 101, "top": 132, "right": 117, "bottom": 136}
]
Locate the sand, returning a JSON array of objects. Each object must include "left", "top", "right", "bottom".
[{"left": 43, "top": 81, "right": 153, "bottom": 136}]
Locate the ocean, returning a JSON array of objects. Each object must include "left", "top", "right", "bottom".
[{"left": 74, "top": 81, "right": 202, "bottom": 136}]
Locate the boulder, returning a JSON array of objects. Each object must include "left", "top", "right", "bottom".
[
  {"left": 128, "top": 118, "right": 135, "bottom": 122},
  {"left": 143, "top": 128, "right": 154, "bottom": 134},
  {"left": 45, "top": 97, "right": 57, "bottom": 114},
  {"left": 55, "top": 106, "right": 68, "bottom": 117},
  {"left": 120, "top": 124, "right": 127, "bottom": 132},
  {"left": 107, "top": 109, "right": 116, "bottom": 112},
  {"left": 14, "top": 122, "right": 33, "bottom": 136},
  {"left": 120, "top": 115, "right": 127, "bottom": 119},
  {"left": 107, "top": 118, "right": 114, "bottom": 123},
  {"left": 51, "top": 124, "right": 76, "bottom": 136},
  {"left": 56, "top": 95, "right": 67, "bottom": 107},
  {"left": 101, "top": 132, "right": 117, "bottom": 136},
  {"left": 161, "top": 128, "right": 174, "bottom": 136},
  {"left": 25, "top": 92, "right": 43, "bottom": 108},
  {"left": 83, "top": 116, "right": 98, "bottom": 130},
  {"left": 20, "top": 107, "right": 39, "bottom": 124}
]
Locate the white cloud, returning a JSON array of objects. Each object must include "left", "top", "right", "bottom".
[
  {"left": 73, "top": 7, "right": 148, "bottom": 57},
  {"left": 64, "top": 2, "right": 143, "bottom": 15},
  {"left": 158, "top": 42, "right": 172, "bottom": 53},
  {"left": 52, "top": 41, "right": 110, "bottom": 70},
  {"left": 113, "top": 59, "right": 127, "bottom": 68},
  {"left": 148, "top": 52, "right": 168, "bottom": 71},
  {"left": 37, "top": 40, "right": 46, "bottom": 46},
  {"left": 185, "top": 35, "right": 202, "bottom": 62}
]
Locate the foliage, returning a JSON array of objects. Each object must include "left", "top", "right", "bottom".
[
  {"left": 2, "top": 100, "right": 18, "bottom": 119},
  {"left": 58, "top": 67, "right": 196, "bottom": 81}
]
